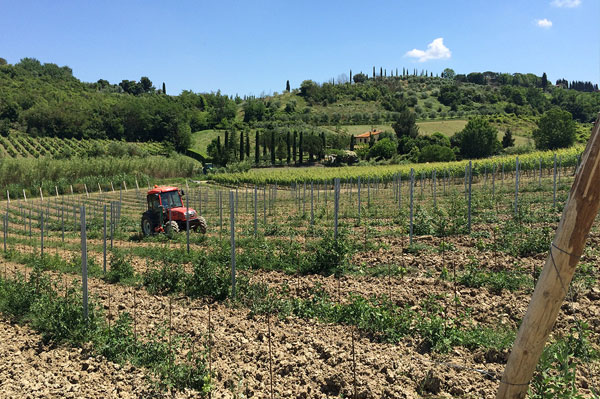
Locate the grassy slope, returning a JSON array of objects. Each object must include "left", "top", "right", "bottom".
[{"left": 190, "top": 129, "right": 222, "bottom": 157}]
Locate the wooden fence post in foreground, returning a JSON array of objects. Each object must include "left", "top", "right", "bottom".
[{"left": 496, "top": 113, "right": 600, "bottom": 398}]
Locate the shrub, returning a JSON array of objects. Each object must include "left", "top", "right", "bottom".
[
  {"left": 184, "top": 255, "right": 231, "bottom": 300},
  {"left": 143, "top": 263, "right": 186, "bottom": 295},
  {"left": 419, "top": 144, "right": 456, "bottom": 163},
  {"left": 303, "top": 231, "right": 350, "bottom": 275},
  {"left": 105, "top": 249, "right": 135, "bottom": 283},
  {"left": 368, "top": 138, "right": 396, "bottom": 160}
]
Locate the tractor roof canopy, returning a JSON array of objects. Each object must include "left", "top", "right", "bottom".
[{"left": 147, "top": 186, "right": 179, "bottom": 196}]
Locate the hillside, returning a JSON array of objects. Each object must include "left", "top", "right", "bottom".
[{"left": 1, "top": 58, "right": 598, "bottom": 166}]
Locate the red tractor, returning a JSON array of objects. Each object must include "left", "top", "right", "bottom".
[{"left": 141, "top": 186, "right": 207, "bottom": 236}]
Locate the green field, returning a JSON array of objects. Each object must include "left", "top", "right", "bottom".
[{"left": 190, "top": 129, "right": 223, "bottom": 157}]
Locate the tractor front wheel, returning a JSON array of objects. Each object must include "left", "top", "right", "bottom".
[
  {"left": 193, "top": 216, "right": 207, "bottom": 234},
  {"left": 165, "top": 220, "right": 180, "bottom": 235}
]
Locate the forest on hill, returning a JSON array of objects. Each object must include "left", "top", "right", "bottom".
[{"left": 0, "top": 58, "right": 238, "bottom": 152}]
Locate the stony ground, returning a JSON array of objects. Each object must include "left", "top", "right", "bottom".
[{"left": 0, "top": 317, "right": 157, "bottom": 399}]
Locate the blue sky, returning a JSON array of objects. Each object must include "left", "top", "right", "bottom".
[{"left": 1, "top": 0, "right": 597, "bottom": 96}]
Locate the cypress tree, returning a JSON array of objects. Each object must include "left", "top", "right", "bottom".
[
  {"left": 162, "top": 82, "right": 166, "bottom": 94},
  {"left": 286, "top": 131, "right": 291, "bottom": 164},
  {"left": 350, "top": 69, "right": 352, "bottom": 83},
  {"left": 299, "top": 131, "right": 303, "bottom": 164},
  {"left": 270, "top": 130, "right": 276, "bottom": 164},
  {"left": 216, "top": 136, "right": 222, "bottom": 165},
  {"left": 224, "top": 131, "right": 229, "bottom": 152},
  {"left": 373, "top": 66, "right": 375, "bottom": 78},
  {"left": 380, "top": 67, "right": 383, "bottom": 77},
  {"left": 255, "top": 131, "right": 260, "bottom": 164},
  {"left": 293, "top": 131, "right": 297, "bottom": 163},
  {"left": 240, "top": 131, "right": 244, "bottom": 161},
  {"left": 263, "top": 130, "right": 267, "bottom": 157},
  {"left": 286, "top": 80, "right": 290, "bottom": 92},
  {"left": 350, "top": 135, "right": 355, "bottom": 151},
  {"left": 320, "top": 131, "right": 326, "bottom": 158},
  {"left": 245, "top": 132, "right": 250, "bottom": 158},
  {"left": 541, "top": 72, "right": 548, "bottom": 89}
]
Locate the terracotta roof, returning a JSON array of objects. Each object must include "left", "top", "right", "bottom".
[{"left": 355, "top": 130, "right": 382, "bottom": 139}]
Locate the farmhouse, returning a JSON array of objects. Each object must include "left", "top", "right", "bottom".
[{"left": 354, "top": 129, "right": 383, "bottom": 145}]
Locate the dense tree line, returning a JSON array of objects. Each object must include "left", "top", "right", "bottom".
[
  {"left": 0, "top": 58, "right": 238, "bottom": 151},
  {"left": 291, "top": 71, "right": 599, "bottom": 124},
  {"left": 207, "top": 122, "right": 348, "bottom": 167},
  {"left": 555, "top": 79, "right": 598, "bottom": 93}
]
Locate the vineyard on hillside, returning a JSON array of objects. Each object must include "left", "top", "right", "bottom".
[
  {"left": 0, "top": 134, "right": 167, "bottom": 159},
  {"left": 208, "top": 146, "right": 584, "bottom": 185}
]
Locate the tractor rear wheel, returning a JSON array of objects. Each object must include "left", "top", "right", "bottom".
[
  {"left": 141, "top": 215, "right": 154, "bottom": 236},
  {"left": 165, "top": 220, "right": 179, "bottom": 235},
  {"left": 193, "top": 216, "right": 207, "bottom": 234}
]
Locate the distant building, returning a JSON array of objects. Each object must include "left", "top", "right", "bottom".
[{"left": 354, "top": 129, "right": 382, "bottom": 145}]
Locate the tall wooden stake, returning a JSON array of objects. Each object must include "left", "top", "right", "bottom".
[{"left": 496, "top": 113, "right": 600, "bottom": 398}]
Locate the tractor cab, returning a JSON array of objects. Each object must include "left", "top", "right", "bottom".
[{"left": 146, "top": 186, "right": 183, "bottom": 212}]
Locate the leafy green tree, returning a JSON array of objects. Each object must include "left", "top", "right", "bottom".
[
  {"left": 441, "top": 68, "right": 455, "bottom": 80},
  {"left": 502, "top": 128, "right": 515, "bottom": 148},
  {"left": 276, "top": 138, "right": 287, "bottom": 161},
  {"left": 0, "top": 58, "right": 7, "bottom": 65},
  {"left": 392, "top": 109, "right": 419, "bottom": 140},
  {"left": 419, "top": 145, "right": 456, "bottom": 162},
  {"left": 243, "top": 99, "right": 266, "bottom": 122},
  {"left": 368, "top": 138, "right": 396, "bottom": 160},
  {"left": 119, "top": 80, "right": 142, "bottom": 95},
  {"left": 139, "top": 77, "right": 154, "bottom": 93},
  {"left": 451, "top": 117, "right": 500, "bottom": 159},
  {"left": 353, "top": 73, "right": 367, "bottom": 83},
  {"left": 303, "top": 133, "right": 323, "bottom": 161},
  {"left": 299, "top": 80, "right": 319, "bottom": 101},
  {"left": 532, "top": 108, "right": 576, "bottom": 150}
]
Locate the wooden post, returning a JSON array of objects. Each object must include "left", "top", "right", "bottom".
[{"left": 496, "top": 113, "right": 600, "bottom": 398}]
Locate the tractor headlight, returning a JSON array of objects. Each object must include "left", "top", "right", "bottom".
[{"left": 186, "top": 210, "right": 196, "bottom": 218}]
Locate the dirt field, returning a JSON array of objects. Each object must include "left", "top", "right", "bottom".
[{"left": 1, "top": 169, "right": 599, "bottom": 398}]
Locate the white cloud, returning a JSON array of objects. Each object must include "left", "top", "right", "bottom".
[
  {"left": 536, "top": 18, "right": 553, "bottom": 28},
  {"left": 551, "top": 0, "right": 581, "bottom": 8},
  {"left": 405, "top": 38, "right": 451, "bottom": 62}
]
